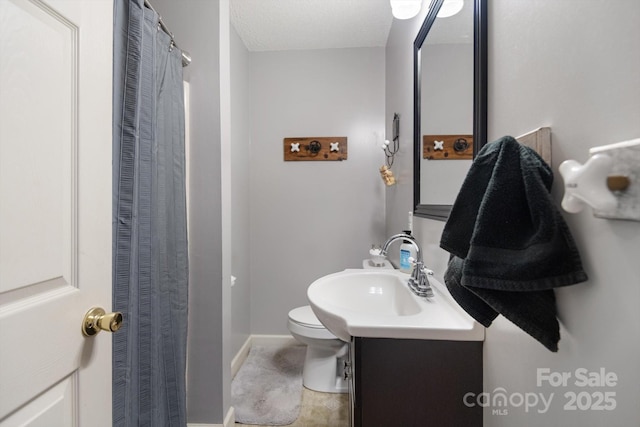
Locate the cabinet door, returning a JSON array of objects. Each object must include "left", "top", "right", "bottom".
[{"left": 354, "top": 338, "right": 482, "bottom": 427}]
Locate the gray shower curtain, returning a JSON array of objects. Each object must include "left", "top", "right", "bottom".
[{"left": 112, "top": 0, "right": 188, "bottom": 425}]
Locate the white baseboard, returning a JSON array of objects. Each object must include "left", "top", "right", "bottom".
[
  {"left": 187, "top": 406, "right": 234, "bottom": 427},
  {"left": 224, "top": 406, "right": 235, "bottom": 427},
  {"left": 231, "top": 334, "right": 299, "bottom": 379},
  {"left": 250, "top": 334, "right": 298, "bottom": 347},
  {"left": 231, "top": 335, "right": 252, "bottom": 379}
]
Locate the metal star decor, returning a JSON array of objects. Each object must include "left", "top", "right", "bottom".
[
  {"left": 434, "top": 140, "right": 444, "bottom": 151},
  {"left": 290, "top": 142, "right": 300, "bottom": 152},
  {"left": 330, "top": 142, "right": 340, "bottom": 152}
]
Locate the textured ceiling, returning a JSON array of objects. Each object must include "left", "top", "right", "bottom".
[{"left": 230, "top": 0, "right": 394, "bottom": 51}]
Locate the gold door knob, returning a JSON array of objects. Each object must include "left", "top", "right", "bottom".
[{"left": 82, "top": 307, "right": 123, "bottom": 337}]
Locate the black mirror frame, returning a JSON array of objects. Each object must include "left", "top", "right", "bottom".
[{"left": 413, "top": 0, "right": 488, "bottom": 221}]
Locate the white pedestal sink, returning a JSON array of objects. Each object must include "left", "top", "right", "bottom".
[{"left": 307, "top": 269, "right": 484, "bottom": 342}]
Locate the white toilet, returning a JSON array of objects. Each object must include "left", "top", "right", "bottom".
[
  {"left": 288, "top": 260, "right": 392, "bottom": 393},
  {"left": 287, "top": 305, "right": 348, "bottom": 393}
]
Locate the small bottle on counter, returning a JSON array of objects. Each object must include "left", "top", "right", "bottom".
[{"left": 399, "top": 230, "right": 416, "bottom": 273}]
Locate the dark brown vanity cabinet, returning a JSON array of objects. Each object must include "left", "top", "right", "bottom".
[{"left": 349, "top": 337, "right": 483, "bottom": 427}]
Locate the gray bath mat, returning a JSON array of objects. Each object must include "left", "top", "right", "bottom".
[{"left": 232, "top": 344, "right": 306, "bottom": 425}]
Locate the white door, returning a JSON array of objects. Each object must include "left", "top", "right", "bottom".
[{"left": 0, "top": 0, "right": 113, "bottom": 425}]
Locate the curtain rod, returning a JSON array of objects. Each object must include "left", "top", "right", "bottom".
[{"left": 143, "top": 0, "right": 192, "bottom": 67}]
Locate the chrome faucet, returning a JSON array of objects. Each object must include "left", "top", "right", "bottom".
[{"left": 380, "top": 233, "right": 434, "bottom": 298}]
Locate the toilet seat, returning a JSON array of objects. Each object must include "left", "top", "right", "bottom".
[
  {"left": 288, "top": 306, "right": 336, "bottom": 339},
  {"left": 288, "top": 306, "right": 324, "bottom": 328}
]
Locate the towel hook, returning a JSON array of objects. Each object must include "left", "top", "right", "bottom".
[
  {"left": 559, "top": 137, "right": 638, "bottom": 219},
  {"left": 558, "top": 155, "right": 622, "bottom": 213}
]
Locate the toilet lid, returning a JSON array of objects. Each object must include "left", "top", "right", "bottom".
[{"left": 288, "top": 306, "right": 325, "bottom": 329}]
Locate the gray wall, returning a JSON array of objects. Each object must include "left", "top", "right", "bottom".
[
  {"left": 386, "top": 1, "right": 640, "bottom": 426},
  {"left": 249, "top": 47, "right": 387, "bottom": 335},
  {"left": 230, "top": 25, "right": 252, "bottom": 358},
  {"left": 385, "top": 16, "right": 423, "bottom": 264},
  {"left": 149, "top": 0, "right": 227, "bottom": 423}
]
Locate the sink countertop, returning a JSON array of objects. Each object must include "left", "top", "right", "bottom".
[{"left": 307, "top": 269, "right": 485, "bottom": 342}]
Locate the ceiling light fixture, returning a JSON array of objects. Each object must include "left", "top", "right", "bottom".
[
  {"left": 390, "top": 0, "right": 423, "bottom": 20},
  {"left": 437, "top": 0, "right": 464, "bottom": 18}
]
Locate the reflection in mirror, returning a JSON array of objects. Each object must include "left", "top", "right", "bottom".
[
  {"left": 420, "top": 3, "right": 473, "bottom": 205},
  {"left": 413, "top": 0, "right": 487, "bottom": 220}
]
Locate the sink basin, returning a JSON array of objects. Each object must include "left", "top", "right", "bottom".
[
  {"left": 320, "top": 271, "right": 421, "bottom": 317},
  {"left": 307, "top": 269, "right": 484, "bottom": 342}
]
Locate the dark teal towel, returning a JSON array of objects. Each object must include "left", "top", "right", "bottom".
[{"left": 440, "top": 136, "right": 588, "bottom": 351}]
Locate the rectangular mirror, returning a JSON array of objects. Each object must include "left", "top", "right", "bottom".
[{"left": 413, "top": 0, "right": 487, "bottom": 220}]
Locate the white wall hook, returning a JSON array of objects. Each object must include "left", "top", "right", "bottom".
[
  {"left": 290, "top": 142, "right": 300, "bottom": 152},
  {"left": 559, "top": 154, "right": 617, "bottom": 213},
  {"left": 330, "top": 142, "right": 340, "bottom": 152}
]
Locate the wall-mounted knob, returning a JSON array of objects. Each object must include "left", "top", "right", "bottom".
[
  {"left": 453, "top": 138, "right": 469, "bottom": 153},
  {"left": 308, "top": 140, "right": 322, "bottom": 154},
  {"left": 558, "top": 154, "right": 618, "bottom": 213}
]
